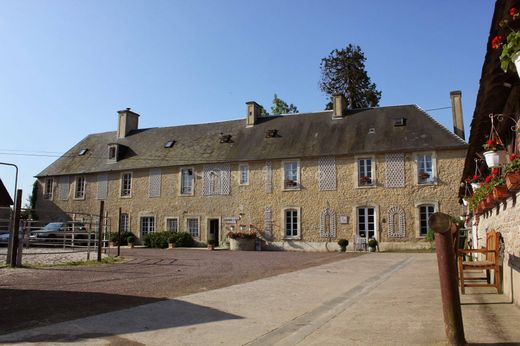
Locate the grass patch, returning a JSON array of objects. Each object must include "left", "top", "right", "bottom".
[{"left": 23, "top": 256, "right": 124, "bottom": 268}]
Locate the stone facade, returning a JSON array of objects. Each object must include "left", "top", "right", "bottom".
[
  {"left": 471, "top": 194, "right": 520, "bottom": 307},
  {"left": 36, "top": 148, "right": 466, "bottom": 250}
]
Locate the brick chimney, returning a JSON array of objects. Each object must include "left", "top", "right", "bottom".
[
  {"left": 117, "top": 108, "right": 140, "bottom": 139},
  {"left": 332, "top": 94, "right": 347, "bottom": 119},
  {"left": 246, "top": 101, "right": 262, "bottom": 127},
  {"left": 449, "top": 91, "right": 465, "bottom": 140}
]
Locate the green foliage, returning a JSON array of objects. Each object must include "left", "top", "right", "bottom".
[
  {"left": 500, "top": 31, "right": 520, "bottom": 73},
  {"left": 207, "top": 239, "right": 216, "bottom": 246},
  {"left": 425, "top": 228, "right": 435, "bottom": 242},
  {"left": 28, "top": 180, "right": 39, "bottom": 220},
  {"left": 271, "top": 94, "right": 299, "bottom": 115},
  {"left": 367, "top": 238, "right": 378, "bottom": 247},
  {"left": 227, "top": 231, "right": 256, "bottom": 239},
  {"left": 110, "top": 231, "right": 136, "bottom": 246},
  {"left": 337, "top": 238, "right": 349, "bottom": 247},
  {"left": 320, "top": 44, "right": 382, "bottom": 109},
  {"left": 168, "top": 232, "right": 195, "bottom": 247},
  {"left": 504, "top": 157, "right": 520, "bottom": 174},
  {"left": 143, "top": 232, "right": 171, "bottom": 248},
  {"left": 468, "top": 182, "right": 494, "bottom": 211}
]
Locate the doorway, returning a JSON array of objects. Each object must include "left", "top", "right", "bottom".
[
  {"left": 208, "top": 219, "right": 220, "bottom": 246},
  {"left": 357, "top": 207, "right": 375, "bottom": 241}
]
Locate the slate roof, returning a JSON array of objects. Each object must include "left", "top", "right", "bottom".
[
  {"left": 37, "top": 105, "right": 467, "bottom": 177},
  {"left": 0, "top": 179, "right": 13, "bottom": 206}
]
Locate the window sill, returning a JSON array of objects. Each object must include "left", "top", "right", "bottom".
[
  {"left": 284, "top": 236, "right": 301, "bottom": 240},
  {"left": 356, "top": 184, "right": 377, "bottom": 189},
  {"left": 179, "top": 193, "right": 194, "bottom": 197},
  {"left": 73, "top": 196, "right": 85, "bottom": 201},
  {"left": 282, "top": 186, "right": 301, "bottom": 191},
  {"left": 120, "top": 195, "right": 132, "bottom": 199}
]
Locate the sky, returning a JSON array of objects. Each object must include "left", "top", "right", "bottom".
[{"left": 0, "top": 0, "right": 494, "bottom": 203}]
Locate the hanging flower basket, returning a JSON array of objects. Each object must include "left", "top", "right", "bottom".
[
  {"left": 483, "top": 150, "right": 507, "bottom": 168},
  {"left": 506, "top": 171, "right": 520, "bottom": 191},
  {"left": 471, "top": 182, "right": 481, "bottom": 191},
  {"left": 492, "top": 185, "right": 510, "bottom": 202}
]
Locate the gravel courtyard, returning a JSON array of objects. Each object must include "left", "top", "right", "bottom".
[{"left": 0, "top": 248, "right": 359, "bottom": 334}]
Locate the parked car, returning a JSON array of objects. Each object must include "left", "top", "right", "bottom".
[
  {"left": 0, "top": 228, "right": 26, "bottom": 245},
  {"left": 30, "top": 222, "right": 93, "bottom": 244}
]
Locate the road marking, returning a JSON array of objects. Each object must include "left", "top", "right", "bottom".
[{"left": 246, "top": 256, "right": 413, "bottom": 346}]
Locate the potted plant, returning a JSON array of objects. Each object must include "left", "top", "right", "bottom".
[
  {"left": 337, "top": 239, "right": 349, "bottom": 252},
  {"left": 482, "top": 139, "right": 506, "bottom": 168},
  {"left": 367, "top": 238, "right": 378, "bottom": 252},
  {"left": 492, "top": 6, "right": 520, "bottom": 77},
  {"left": 468, "top": 174, "right": 482, "bottom": 191},
  {"left": 504, "top": 154, "right": 520, "bottom": 191},
  {"left": 207, "top": 239, "right": 216, "bottom": 250},
  {"left": 359, "top": 176, "right": 372, "bottom": 185},
  {"left": 227, "top": 231, "right": 256, "bottom": 251},
  {"left": 127, "top": 234, "right": 136, "bottom": 248},
  {"left": 168, "top": 234, "right": 177, "bottom": 249}
]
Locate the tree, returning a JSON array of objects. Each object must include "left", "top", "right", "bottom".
[
  {"left": 271, "top": 94, "right": 299, "bottom": 115},
  {"left": 320, "top": 44, "right": 382, "bottom": 110}
]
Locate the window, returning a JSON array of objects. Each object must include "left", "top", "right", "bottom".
[
  {"left": 74, "top": 176, "right": 86, "bottom": 199},
  {"left": 164, "top": 140, "right": 175, "bottom": 148},
  {"left": 180, "top": 168, "right": 194, "bottom": 195},
  {"left": 78, "top": 148, "right": 88, "bottom": 156},
  {"left": 44, "top": 178, "right": 54, "bottom": 200},
  {"left": 120, "top": 213, "right": 129, "bottom": 233},
  {"left": 283, "top": 160, "right": 300, "bottom": 190},
  {"left": 166, "top": 218, "right": 178, "bottom": 233},
  {"left": 108, "top": 144, "right": 118, "bottom": 162},
  {"left": 419, "top": 205, "right": 435, "bottom": 236},
  {"left": 239, "top": 164, "right": 249, "bottom": 185},
  {"left": 120, "top": 172, "right": 132, "bottom": 197},
  {"left": 358, "top": 158, "right": 374, "bottom": 186},
  {"left": 417, "top": 154, "right": 434, "bottom": 184},
  {"left": 284, "top": 208, "right": 299, "bottom": 238},
  {"left": 187, "top": 218, "right": 199, "bottom": 237},
  {"left": 357, "top": 207, "right": 375, "bottom": 240},
  {"left": 208, "top": 171, "right": 220, "bottom": 195},
  {"left": 140, "top": 216, "right": 155, "bottom": 237}
]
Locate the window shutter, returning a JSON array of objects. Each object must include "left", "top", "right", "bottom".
[
  {"left": 58, "top": 176, "right": 70, "bottom": 200},
  {"left": 385, "top": 153, "right": 405, "bottom": 188},
  {"left": 318, "top": 156, "right": 336, "bottom": 191},
  {"left": 149, "top": 168, "right": 161, "bottom": 197},
  {"left": 97, "top": 173, "right": 108, "bottom": 200}
]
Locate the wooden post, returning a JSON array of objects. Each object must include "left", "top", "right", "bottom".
[
  {"left": 97, "top": 201, "right": 104, "bottom": 262},
  {"left": 429, "top": 212, "right": 466, "bottom": 346},
  {"left": 8, "top": 189, "right": 22, "bottom": 268}
]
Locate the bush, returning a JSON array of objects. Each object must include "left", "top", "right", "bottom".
[
  {"left": 337, "top": 239, "right": 349, "bottom": 247},
  {"left": 143, "top": 232, "right": 171, "bottom": 249},
  {"left": 425, "top": 228, "right": 435, "bottom": 242},
  {"left": 168, "top": 232, "right": 195, "bottom": 247},
  {"left": 110, "top": 231, "right": 136, "bottom": 246},
  {"left": 227, "top": 231, "right": 256, "bottom": 239},
  {"left": 368, "top": 238, "right": 378, "bottom": 247}
]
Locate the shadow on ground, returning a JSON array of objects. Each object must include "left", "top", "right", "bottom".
[{"left": 0, "top": 288, "right": 242, "bottom": 343}]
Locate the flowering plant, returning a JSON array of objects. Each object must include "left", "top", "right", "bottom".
[
  {"left": 504, "top": 154, "right": 520, "bottom": 174},
  {"left": 227, "top": 231, "right": 256, "bottom": 239},
  {"left": 466, "top": 174, "right": 482, "bottom": 183},
  {"left": 491, "top": 6, "right": 520, "bottom": 72},
  {"left": 482, "top": 138, "right": 504, "bottom": 151}
]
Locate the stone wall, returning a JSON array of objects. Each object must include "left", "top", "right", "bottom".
[
  {"left": 473, "top": 193, "right": 520, "bottom": 307},
  {"left": 36, "top": 148, "right": 466, "bottom": 250}
]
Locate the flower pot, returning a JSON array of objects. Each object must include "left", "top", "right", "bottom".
[
  {"left": 129, "top": 242, "right": 135, "bottom": 248},
  {"left": 483, "top": 150, "right": 507, "bottom": 168},
  {"left": 506, "top": 171, "right": 520, "bottom": 192},
  {"left": 229, "top": 238, "right": 256, "bottom": 251},
  {"left": 168, "top": 243, "right": 175, "bottom": 249},
  {"left": 486, "top": 193, "right": 495, "bottom": 206},
  {"left": 462, "top": 198, "right": 468, "bottom": 206},
  {"left": 339, "top": 245, "right": 347, "bottom": 252},
  {"left": 471, "top": 182, "right": 481, "bottom": 191},
  {"left": 513, "top": 51, "right": 520, "bottom": 79},
  {"left": 492, "top": 185, "right": 509, "bottom": 202},
  {"left": 368, "top": 246, "right": 376, "bottom": 252}
]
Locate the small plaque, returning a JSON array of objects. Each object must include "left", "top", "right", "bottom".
[
  {"left": 340, "top": 216, "right": 348, "bottom": 224},
  {"left": 223, "top": 217, "right": 237, "bottom": 224}
]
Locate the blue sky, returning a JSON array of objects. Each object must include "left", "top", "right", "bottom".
[{"left": 0, "top": 0, "right": 494, "bottom": 202}]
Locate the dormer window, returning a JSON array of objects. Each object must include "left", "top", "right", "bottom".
[
  {"left": 219, "top": 134, "right": 233, "bottom": 143},
  {"left": 164, "top": 140, "right": 175, "bottom": 148},
  {"left": 108, "top": 144, "right": 118, "bottom": 163},
  {"left": 78, "top": 148, "right": 88, "bottom": 156},
  {"left": 393, "top": 117, "right": 407, "bottom": 127}
]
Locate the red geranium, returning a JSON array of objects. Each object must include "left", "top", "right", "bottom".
[
  {"left": 510, "top": 153, "right": 518, "bottom": 161},
  {"left": 487, "top": 139, "right": 494, "bottom": 146},
  {"left": 473, "top": 175, "right": 479, "bottom": 182},
  {"left": 491, "top": 168, "right": 500, "bottom": 176},
  {"left": 485, "top": 175, "right": 493, "bottom": 183},
  {"left": 491, "top": 35, "right": 503, "bottom": 49},
  {"left": 510, "top": 7, "right": 518, "bottom": 18}
]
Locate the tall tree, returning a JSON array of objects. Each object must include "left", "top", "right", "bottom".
[
  {"left": 320, "top": 44, "right": 382, "bottom": 109},
  {"left": 271, "top": 94, "right": 299, "bottom": 115}
]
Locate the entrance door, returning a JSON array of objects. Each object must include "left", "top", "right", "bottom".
[
  {"left": 357, "top": 207, "right": 375, "bottom": 241},
  {"left": 208, "top": 219, "right": 219, "bottom": 246}
]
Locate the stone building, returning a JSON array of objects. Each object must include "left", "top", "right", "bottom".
[
  {"left": 35, "top": 95, "right": 467, "bottom": 250},
  {"left": 460, "top": 0, "right": 520, "bottom": 306}
]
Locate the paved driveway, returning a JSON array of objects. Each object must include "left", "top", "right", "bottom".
[
  {"left": 2, "top": 252, "right": 520, "bottom": 345},
  {"left": 0, "top": 248, "right": 356, "bottom": 334}
]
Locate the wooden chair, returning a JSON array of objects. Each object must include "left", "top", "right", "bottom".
[{"left": 457, "top": 230, "right": 501, "bottom": 294}]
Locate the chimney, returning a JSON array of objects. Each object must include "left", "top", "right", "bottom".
[
  {"left": 332, "top": 94, "right": 346, "bottom": 118},
  {"left": 117, "top": 108, "right": 140, "bottom": 139},
  {"left": 449, "top": 91, "right": 465, "bottom": 140},
  {"left": 246, "top": 101, "right": 262, "bottom": 127}
]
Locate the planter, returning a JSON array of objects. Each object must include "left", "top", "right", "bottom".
[
  {"left": 368, "top": 246, "right": 376, "bottom": 252},
  {"left": 208, "top": 244, "right": 215, "bottom": 250},
  {"left": 506, "top": 171, "right": 520, "bottom": 192},
  {"left": 483, "top": 150, "right": 507, "bottom": 168},
  {"left": 229, "top": 238, "right": 256, "bottom": 251},
  {"left": 129, "top": 242, "right": 135, "bottom": 249},
  {"left": 168, "top": 243, "right": 175, "bottom": 249},
  {"left": 492, "top": 185, "right": 510, "bottom": 202},
  {"left": 339, "top": 246, "right": 347, "bottom": 252},
  {"left": 513, "top": 51, "right": 520, "bottom": 79},
  {"left": 482, "top": 197, "right": 494, "bottom": 211},
  {"left": 471, "top": 182, "right": 481, "bottom": 191}
]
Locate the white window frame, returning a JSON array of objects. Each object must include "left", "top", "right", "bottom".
[
  {"left": 165, "top": 217, "right": 179, "bottom": 233},
  {"left": 108, "top": 144, "right": 118, "bottom": 163},
  {"left": 180, "top": 167, "right": 194, "bottom": 196},
  {"left": 352, "top": 203, "right": 379, "bottom": 242},
  {"left": 414, "top": 201, "right": 439, "bottom": 238},
  {"left": 239, "top": 163, "right": 249, "bottom": 185},
  {"left": 120, "top": 172, "right": 132, "bottom": 198},
  {"left": 186, "top": 217, "right": 200, "bottom": 238},
  {"left": 44, "top": 177, "right": 54, "bottom": 200},
  {"left": 414, "top": 152, "right": 437, "bottom": 185},
  {"left": 140, "top": 215, "right": 155, "bottom": 237},
  {"left": 282, "top": 207, "right": 301, "bottom": 239},
  {"left": 74, "top": 176, "right": 86, "bottom": 200},
  {"left": 120, "top": 213, "right": 130, "bottom": 233},
  {"left": 355, "top": 156, "right": 376, "bottom": 188},
  {"left": 282, "top": 160, "right": 300, "bottom": 191}
]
